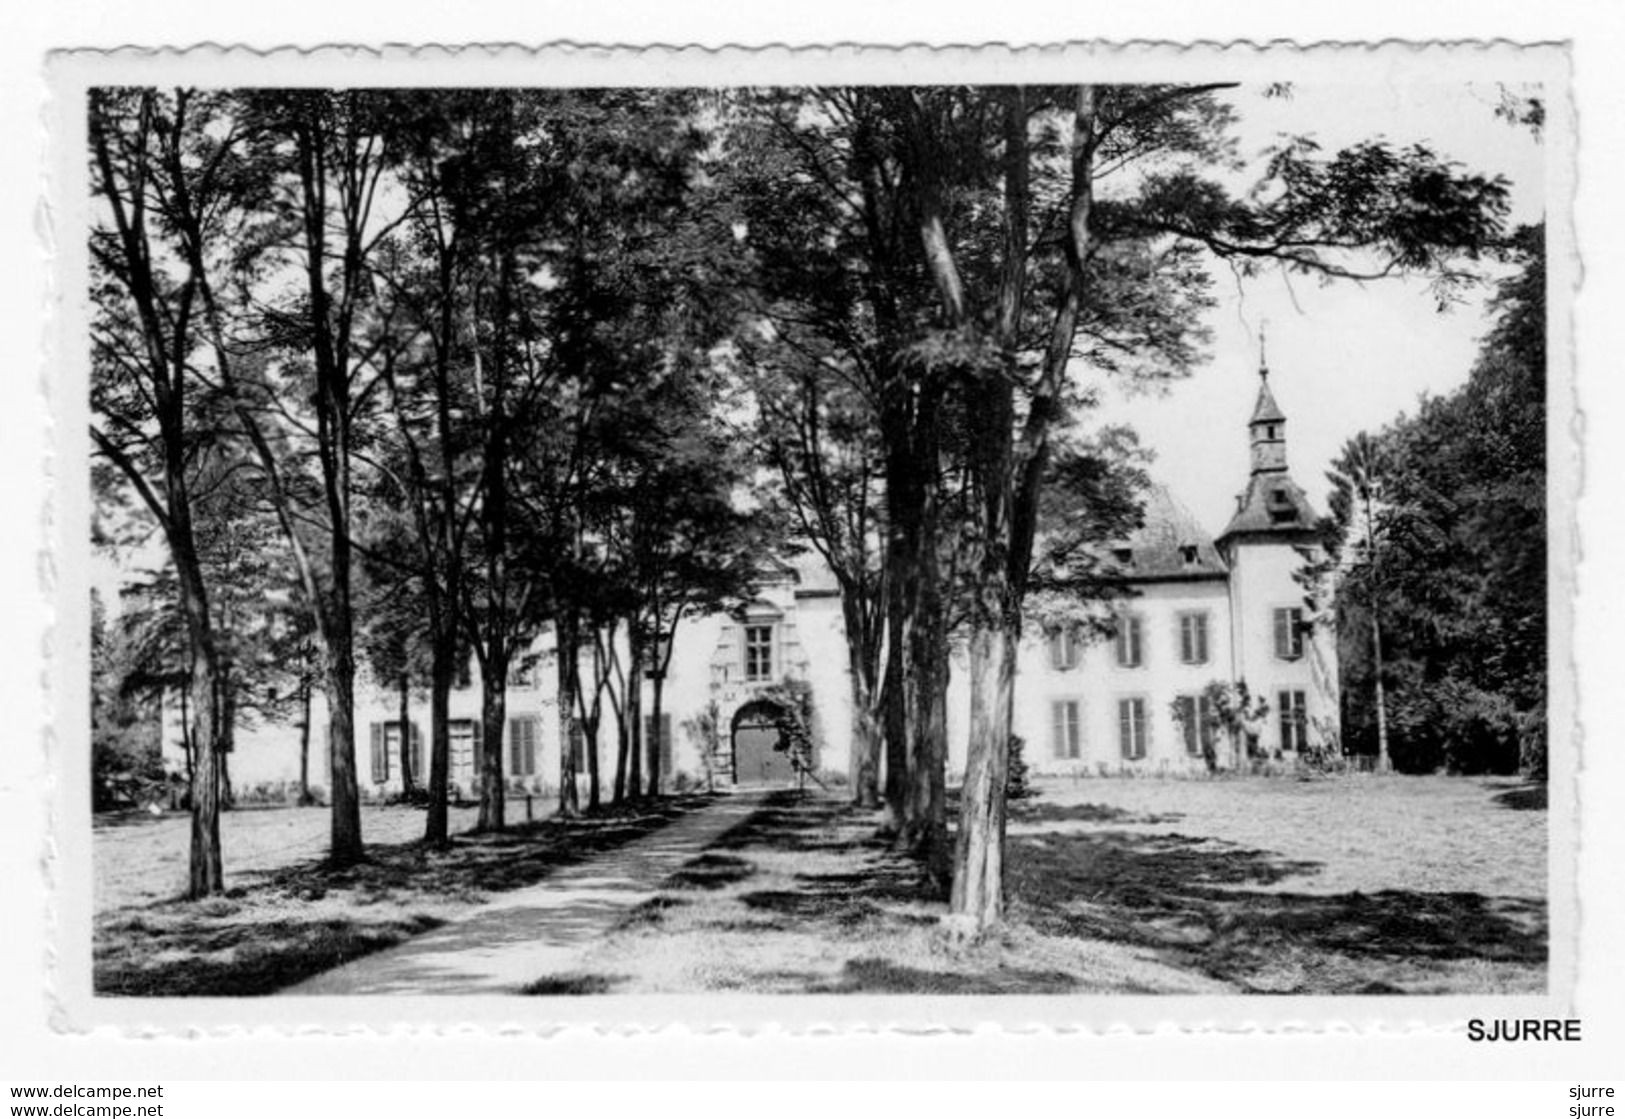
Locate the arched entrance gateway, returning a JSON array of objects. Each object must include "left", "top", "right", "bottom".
[{"left": 729, "top": 699, "right": 798, "bottom": 786}]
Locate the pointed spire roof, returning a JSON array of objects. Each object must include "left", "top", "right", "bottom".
[{"left": 1250, "top": 353, "right": 1286, "bottom": 426}]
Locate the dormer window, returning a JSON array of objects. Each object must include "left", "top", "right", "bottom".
[
  {"left": 1113, "top": 547, "right": 1133, "bottom": 565},
  {"left": 1179, "top": 545, "right": 1199, "bottom": 565}
]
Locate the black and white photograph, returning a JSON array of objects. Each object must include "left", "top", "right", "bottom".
[{"left": 70, "top": 55, "right": 1564, "bottom": 1011}]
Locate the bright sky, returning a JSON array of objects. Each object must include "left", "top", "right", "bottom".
[{"left": 1093, "top": 83, "right": 1546, "bottom": 537}]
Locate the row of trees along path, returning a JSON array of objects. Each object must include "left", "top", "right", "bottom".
[{"left": 92, "top": 85, "right": 1517, "bottom": 933}]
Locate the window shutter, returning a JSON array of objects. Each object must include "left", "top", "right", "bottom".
[
  {"left": 472, "top": 720, "right": 483, "bottom": 768},
  {"left": 1273, "top": 609, "right": 1288, "bottom": 658},
  {"left": 369, "top": 723, "right": 385, "bottom": 783},
  {"left": 1118, "top": 701, "right": 1132, "bottom": 759},
  {"left": 1131, "top": 618, "right": 1143, "bottom": 667},
  {"left": 1052, "top": 703, "right": 1065, "bottom": 758},
  {"left": 509, "top": 718, "right": 521, "bottom": 774},
  {"left": 410, "top": 722, "right": 423, "bottom": 780}
]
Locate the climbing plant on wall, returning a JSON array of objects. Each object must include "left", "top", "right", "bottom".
[{"left": 755, "top": 677, "right": 817, "bottom": 772}]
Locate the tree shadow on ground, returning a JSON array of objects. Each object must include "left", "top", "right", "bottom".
[
  {"left": 806, "top": 957, "right": 1082, "bottom": 994},
  {"left": 707, "top": 789, "right": 892, "bottom": 857},
  {"left": 95, "top": 913, "right": 446, "bottom": 997},
  {"left": 1010, "top": 800, "right": 1186, "bottom": 827},
  {"left": 270, "top": 795, "right": 708, "bottom": 896},
  {"left": 1489, "top": 782, "right": 1547, "bottom": 811},
  {"left": 94, "top": 795, "right": 714, "bottom": 997},
  {"left": 1007, "top": 828, "right": 1546, "bottom": 993}
]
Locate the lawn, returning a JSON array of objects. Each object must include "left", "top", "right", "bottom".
[
  {"left": 92, "top": 795, "right": 714, "bottom": 996},
  {"left": 91, "top": 774, "right": 1547, "bottom": 998},
  {"left": 531, "top": 774, "right": 1546, "bottom": 995}
]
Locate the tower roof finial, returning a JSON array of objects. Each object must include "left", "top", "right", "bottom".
[{"left": 1259, "top": 317, "right": 1270, "bottom": 380}]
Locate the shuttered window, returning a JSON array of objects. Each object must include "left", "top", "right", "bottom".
[
  {"left": 1273, "top": 607, "right": 1305, "bottom": 660},
  {"left": 369, "top": 723, "right": 388, "bottom": 783},
  {"left": 1178, "top": 612, "right": 1209, "bottom": 665},
  {"left": 1176, "top": 695, "right": 1217, "bottom": 756},
  {"left": 449, "top": 719, "right": 479, "bottom": 776},
  {"left": 1278, "top": 690, "right": 1308, "bottom": 752},
  {"left": 1050, "top": 700, "right": 1081, "bottom": 759},
  {"left": 1117, "top": 697, "right": 1148, "bottom": 760},
  {"left": 508, "top": 716, "right": 538, "bottom": 777},
  {"left": 1048, "top": 628, "right": 1080, "bottom": 671},
  {"left": 373, "top": 721, "right": 424, "bottom": 784},
  {"left": 1114, "top": 615, "right": 1144, "bottom": 668}
]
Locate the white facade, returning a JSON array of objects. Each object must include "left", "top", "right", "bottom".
[{"left": 163, "top": 368, "right": 1339, "bottom": 797}]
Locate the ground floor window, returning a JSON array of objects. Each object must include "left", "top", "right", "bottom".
[
  {"left": 508, "top": 715, "right": 538, "bottom": 777},
  {"left": 1174, "top": 695, "right": 1217, "bottom": 757},
  {"left": 1051, "top": 700, "right": 1081, "bottom": 759},
  {"left": 1278, "top": 690, "right": 1308, "bottom": 752},
  {"left": 1117, "top": 697, "right": 1148, "bottom": 760},
  {"left": 449, "top": 719, "right": 481, "bottom": 776},
  {"left": 369, "top": 721, "right": 423, "bottom": 784}
]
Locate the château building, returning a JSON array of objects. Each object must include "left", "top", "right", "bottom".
[{"left": 162, "top": 361, "right": 1339, "bottom": 796}]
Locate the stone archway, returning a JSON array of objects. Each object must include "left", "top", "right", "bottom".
[{"left": 730, "top": 699, "right": 797, "bottom": 787}]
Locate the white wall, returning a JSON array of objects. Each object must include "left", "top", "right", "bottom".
[
  {"left": 1226, "top": 537, "right": 1339, "bottom": 753},
  {"left": 163, "top": 546, "right": 1338, "bottom": 800}
]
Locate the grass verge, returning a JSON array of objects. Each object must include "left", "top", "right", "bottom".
[
  {"left": 93, "top": 795, "right": 713, "bottom": 997},
  {"left": 529, "top": 779, "right": 1546, "bottom": 996}
]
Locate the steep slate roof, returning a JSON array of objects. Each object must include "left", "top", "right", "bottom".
[
  {"left": 790, "top": 548, "right": 842, "bottom": 596},
  {"left": 1105, "top": 484, "right": 1228, "bottom": 582},
  {"left": 1249, "top": 375, "right": 1286, "bottom": 425},
  {"left": 1218, "top": 471, "right": 1320, "bottom": 541}
]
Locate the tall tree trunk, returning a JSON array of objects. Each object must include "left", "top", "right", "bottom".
[
  {"left": 425, "top": 635, "right": 455, "bottom": 844},
  {"left": 398, "top": 671, "right": 415, "bottom": 793},
  {"left": 890, "top": 380, "right": 949, "bottom": 883},
  {"left": 880, "top": 580, "right": 908, "bottom": 832},
  {"left": 624, "top": 622, "right": 644, "bottom": 801},
  {"left": 842, "top": 596, "right": 882, "bottom": 810},
  {"left": 556, "top": 612, "right": 581, "bottom": 817},
  {"left": 324, "top": 628, "right": 363, "bottom": 865},
  {"left": 575, "top": 649, "right": 603, "bottom": 813},
  {"left": 1363, "top": 492, "right": 1392, "bottom": 773},
  {"left": 217, "top": 660, "right": 236, "bottom": 809},
  {"left": 879, "top": 399, "right": 927, "bottom": 835},
  {"left": 178, "top": 684, "right": 195, "bottom": 796},
  {"left": 1372, "top": 613, "right": 1391, "bottom": 773},
  {"left": 178, "top": 572, "right": 223, "bottom": 898},
  {"left": 948, "top": 86, "right": 1096, "bottom": 934},
  {"left": 297, "top": 675, "right": 312, "bottom": 805},
  {"left": 478, "top": 662, "right": 507, "bottom": 831},
  {"left": 647, "top": 671, "right": 667, "bottom": 798},
  {"left": 951, "top": 617, "right": 1018, "bottom": 930},
  {"left": 903, "top": 572, "right": 951, "bottom": 890}
]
